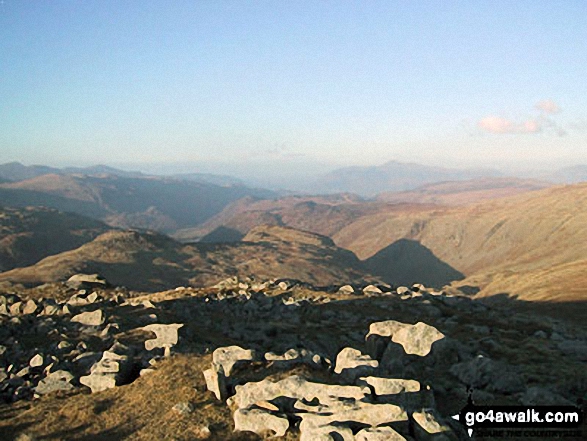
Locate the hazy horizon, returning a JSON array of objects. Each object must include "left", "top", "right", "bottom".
[{"left": 1, "top": 1, "right": 586, "bottom": 172}]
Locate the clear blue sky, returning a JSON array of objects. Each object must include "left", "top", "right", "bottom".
[{"left": 1, "top": 0, "right": 586, "bottom": 172}]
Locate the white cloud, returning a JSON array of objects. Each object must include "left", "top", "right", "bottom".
[
  {"left": 477, "top": 100, "right": 567, "bottom": 136},
  {"left": 478, "top": 116, "right": 543, "bottom": 134}
]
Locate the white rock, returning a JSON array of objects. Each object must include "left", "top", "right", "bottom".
[
  {"left": 391, "top": 322, "right": 445, "bottom": 356},
  {"left": 334, "top": 347, "right": 378, "bottom": 380},
  {"left": 212, "top": 345, "right": 256, "bottom": 376},
  {"left": 231, "top": 375, "right": 369, "bottom": 410},
  {"left": 29, "top": 354, "right": 44, "bottom": 368},
  {"left": 141, "top": 323, "right": 183, "bottom": 352},
  {"left": 362, "top": 284, "right": 382, "bottom": 294},
  {"left": 35, "top": 370, "right": 74, "bottom": 395},
  {"left": 71, "top": 309, "right": 105, "bottom": 326},
  {"left": 233, "top": 407, "right": 289, "bottom": 437}
]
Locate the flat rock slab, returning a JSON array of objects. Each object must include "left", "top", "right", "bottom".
[
  {"left": 231, "top": 375, "right": 370, "bottom": 410},
  {"left": 233, "top": 407, "right": 289, "bottom": 437}
]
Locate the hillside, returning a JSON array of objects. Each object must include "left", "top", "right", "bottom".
[
  {"left": 173, "top": 194, "right": 402, "bottom": 243},
  {"left": 0, "top": 226, "right": 373, "bottom": 291},
  {"left": 0, "top": 206, "right": 111, "bottom": 272},
  {"left": 334, "top": 183, "right": 587, "bottom": 302},
  {"left": 0, "top": 174, "right": 277, "bottom": 232},
  {"left": 376, "top": 177, "right": 551, "bottom": 205}
]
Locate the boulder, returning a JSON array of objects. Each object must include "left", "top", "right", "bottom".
[
  {"left": 334, "top": 347, "right": 379, "bottom": 381},
  {"left": 66, "top": 274, "right": 108, "bottom": 289},
  {"left": 203, "top": 366, "right": 227, "bottom": 401},
  {"left": 29, "top": 354, "right": 44, "bottom": 368},
  {"left": 71, "top": 309, "right": 105, "bottom": 327},
  {"left": 391, "top": 322, "right": 445, "bottom": 356},
  {"left": 212, "top": 346, "right": 256, "bottom": 376},
  {"left": 141, "top": 323, "right": 183, "bottom": 356},
  {"left": 362, "top": 285, "right": 382, "bottom": 295},
  {"left": 338, "top": 285, "right": 354, "bottom": 294},
  {"left": 22, "top": 299, "right": 38, "bottom": 315},
  {"left": 35, "top": 370, "right": 74, "bottom": 395}
]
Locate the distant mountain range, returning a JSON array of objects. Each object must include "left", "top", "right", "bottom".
[
  {"left": 307, "top": 160, "right": 505, "bottom": 196},
  {"left": 0, "top": 165, "right": 277, "bottom": 232}
]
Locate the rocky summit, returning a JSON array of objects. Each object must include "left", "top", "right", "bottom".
[{"left": 0, "top": 277, "right": 585, "bottom": 440}]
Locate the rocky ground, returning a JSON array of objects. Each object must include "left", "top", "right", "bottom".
[{"left": 0, "top": 276, "right": 586, "bottom": 440}]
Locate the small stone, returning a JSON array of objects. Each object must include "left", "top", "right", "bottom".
[
  {"left": 29, "top": 354, "right": 44, "bottom": 368},
  {"left": 22, "top": 299, "right": 38, "bottom": 315},
  {"left": 9, "top": 302, "right": 23, "bottom": 315}
]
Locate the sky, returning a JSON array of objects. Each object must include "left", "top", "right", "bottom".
[{"left": 1, "top": 0, "right": 586, "bottom": 175}]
